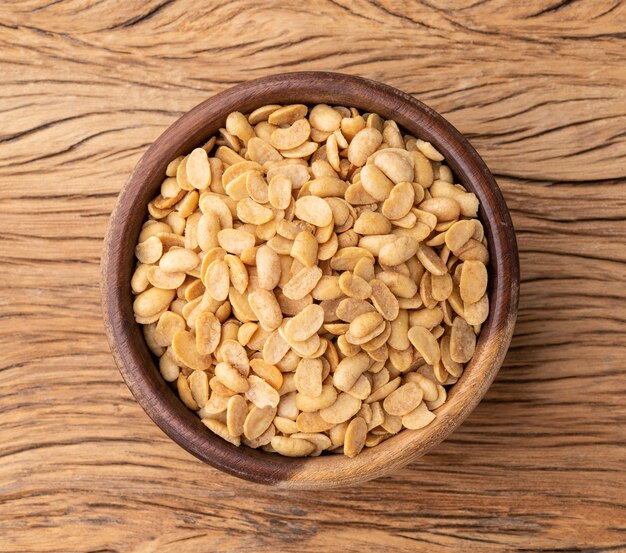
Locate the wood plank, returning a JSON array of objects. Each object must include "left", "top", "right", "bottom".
[{"left": 1, "top": 0, "right": 625, "bottom": 550}]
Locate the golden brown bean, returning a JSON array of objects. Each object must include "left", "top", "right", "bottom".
[
  {"left": 408, "top": 326, "right": 440, "bottom": 366},
  {"left": 348, "top": 127, "right": 383, "bottom": 167},
  {"left": 309, "top": 104, "right": 342, "bottom": 132},
  {"left": 450, "top": 316, "right": 476, "bottom": 363},
  {"left": 294, "top": 196, "right": 333, "bottom": 227},
  {"left": 284, "top": 304, "right": 325, "bottom": 342},
  {"left": 383, "top": 382, "right": 423, "bottom": 416},
  {"left": 344, "top": 417, "right": 367, "bottom": 457},
  {"left": 248, "top": 289, "right": 283, "bottom": 331}
]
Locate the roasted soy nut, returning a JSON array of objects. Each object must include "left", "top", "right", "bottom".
[{"left": 132, "top": 102, "right": 489, "bottom": 458}]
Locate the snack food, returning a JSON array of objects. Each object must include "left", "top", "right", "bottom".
[{"left": 132, "top": 104, "right": 489, "bottom": 457}]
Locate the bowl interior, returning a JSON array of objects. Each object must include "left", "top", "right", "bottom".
[{"left": 101, "top": 72, "right": 519, "bottom": 489}]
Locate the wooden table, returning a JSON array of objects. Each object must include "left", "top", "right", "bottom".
[{"left": 1, "top": 1, "right": 625, "bottom": 551}]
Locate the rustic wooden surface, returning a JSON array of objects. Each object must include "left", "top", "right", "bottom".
[{"left": 1, "top": 0, "right": 625, "bottom": 551}]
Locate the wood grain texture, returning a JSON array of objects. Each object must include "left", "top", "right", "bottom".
[
  {"left": 101, "top": 71, "right": 519, "bottom": 488},
  {"left": 1, "top": 0, "right": 625, "bottom": 550}
]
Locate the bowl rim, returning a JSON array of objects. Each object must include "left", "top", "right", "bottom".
[{"left": 101, "top": 71, "right": 519, "bottom": 489}]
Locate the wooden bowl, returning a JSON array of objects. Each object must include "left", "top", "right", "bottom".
[{"left": 101, "top": 72, "right": 519, "bottom": 489}]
